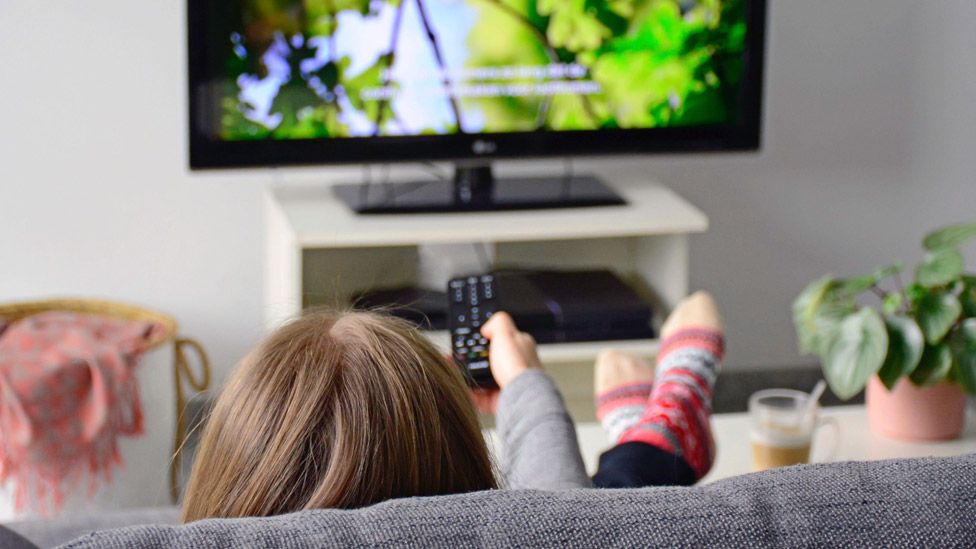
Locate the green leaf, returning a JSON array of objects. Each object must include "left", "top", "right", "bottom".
[
  {"left": 961, "top": 275, "right": 976, "bottom": 318},
  {"left": 877, "top": 315, "right": 924, "bottom": 390},
  {"left": 792, "top": 276, "right": 854, "bottom": 355},
  {"left": 922, "top": 222, "right": 976, "bottom": 251},
  {"left": 836, "top": 274, "right": 876, "bottom": 294},
  {"left": 793, "top": 276, "right": 834, "bottom": 354},
  {"left": 538, "top": 0, "right": 612, "bottom": 52},
  {"left": 910, "top": 343, "right": 953, "bottom": 387},
  {"left": 947, "top": 362, "right": 959, "bottom": 384},
  {"left": 915, "top": 291, "right": 963, "bottom": 344},
  {"left": 834, "top": 264, "right": 902, "bottom": 296},
  {"left": 314, "top": 61, "right": 340, "bottom": 90},
  {"left": 306, "top": 10, "right": 336, "bottom": 38},
  {"left": 883, "top": 292, "right": 904, "bottom": 315},
  {"left": 812, "top": 301, "right": 858, "bottom": 356},
  {"left": 837, "top": 263, "right": 904, "bottom": 297},
  {"left": 906, "top": 283, "right": 928, "bottom": 304},
  {"left": 823, "top": 309, "right": 888, "bottom": 400},
  {"left": 329, "top": 0, "right": 372, "bottom": 15},
  {"left": 916, "top": 247, "right": 964, "bottom": 288},
  {"left": 948, "top": 319, "right": 976, "bottom": 394},
  {"left": 464, "top": 0, "right": 552, "bottom": 132},
  {"left": 343, "top": 55, "right": 396, "bottom": 126}
]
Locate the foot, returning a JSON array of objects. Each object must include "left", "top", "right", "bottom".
[
  {"left": 619, "top": 291, "right": 725, "bottom": 481},
  {"left": 660, "top": 291, "right": 723, "bottom": 341},
  {"left": 594, "top": 349, "right": 655, "bottom": 444}
]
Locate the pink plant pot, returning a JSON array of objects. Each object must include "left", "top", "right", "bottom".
[{"left": 866, "top": 376, "right": 966, "bottom": 441}]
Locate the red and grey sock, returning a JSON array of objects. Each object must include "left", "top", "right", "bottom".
[
  {"left": 596, "top": 381, "right": 654, "bottom": 444},
  {"left": 618, "top": 327, "right": 724, "bottom": 480}
]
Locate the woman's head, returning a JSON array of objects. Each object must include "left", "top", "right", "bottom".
[{"left": 181, "top": 310, "right": 496, "bottom": 522}]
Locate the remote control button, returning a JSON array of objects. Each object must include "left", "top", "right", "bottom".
[
  {"left": 481, "top": 278, "right": 495, "bottom": 300},
  {"left": 466, "top": 339, "right": 476, "bottom": 347},
  {"left": 469, "top": 360, "right": 489, "bottom": 370},
  {"left": 452, "top": 287, "right": 464, "bottom": 303},
  {"left": 456, "top": 313, "right": 466, "bottom": 324},
  {"left": 454, "top": 327, "right": 471, "bottom": 335}
]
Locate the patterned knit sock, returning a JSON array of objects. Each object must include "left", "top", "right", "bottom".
[
  {"left": 596, "top": 381, "right": 654, "bottom": 444},
  {"left": 618, "top": 327, "right": 724, "bottom": 480}
]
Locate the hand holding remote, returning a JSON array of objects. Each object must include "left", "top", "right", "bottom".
[{"left": 480, "top": 312, "right": 542, "bottom": 389}]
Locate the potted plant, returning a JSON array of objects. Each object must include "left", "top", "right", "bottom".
[{"left": 792, "top": 222, "right": 976, "bottom": 440}]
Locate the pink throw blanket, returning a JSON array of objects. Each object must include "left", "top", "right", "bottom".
[{"left": 0, "top": 311, "right": 163, "bottom": 514}]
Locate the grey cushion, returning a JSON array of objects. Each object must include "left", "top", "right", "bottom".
[
  {"left": 0, "top": 524, "right": 37, "bottom": 549},
  {"left": 7, "top": 507, "right": 179, "bottom": 549},
  {"left": 61, "top": 454, "right": 976, "bottom": 548}
]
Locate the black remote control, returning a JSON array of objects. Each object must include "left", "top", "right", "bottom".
[{"left": 448, "top": 274, "right": 497, "bottom": 387}]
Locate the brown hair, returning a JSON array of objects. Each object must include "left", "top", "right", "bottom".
[{"left": 181, "top": 310, "right": 496, "bottom": 522}]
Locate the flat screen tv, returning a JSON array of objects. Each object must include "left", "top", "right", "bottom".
[{"left": 188, "top": 0, "right": 766, "bottom": 213}]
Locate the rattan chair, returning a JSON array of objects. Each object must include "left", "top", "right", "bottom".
[{"left": 0, "top": 298, "right": 210, "bottom": 503}]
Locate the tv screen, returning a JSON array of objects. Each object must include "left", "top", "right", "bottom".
[{"left": 188, "top": 0, "right": 765, "bottom": 168}]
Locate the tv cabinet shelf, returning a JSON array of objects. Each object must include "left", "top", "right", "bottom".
[
  {"left": 265, "top": 177, "right": 707, "bottom": 420},
  {"left": 272, "top": 181, "right": 706, "bottom": 248}
]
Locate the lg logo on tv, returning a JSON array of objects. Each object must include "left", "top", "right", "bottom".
[{"left": 472, "top": 140, "right": 497, "bottom": 155}]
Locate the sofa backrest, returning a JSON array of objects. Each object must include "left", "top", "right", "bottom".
[
  {"left": 61, "top": 454, "right": 976, "bottom": 548},
  {"left": 7, "top": 506, "right": 180, "bottom": 549}
]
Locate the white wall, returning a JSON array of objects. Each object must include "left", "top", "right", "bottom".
[
  {"left": 2, "top": 1, "right": 974, "bottom": 381},
  {"left": 0, "top": 1, "right": 268, "bottom": 378}
]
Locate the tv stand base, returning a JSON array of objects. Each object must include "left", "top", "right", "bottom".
[{"left": 333, "top": 165, "right": 626, "bottom": 214}]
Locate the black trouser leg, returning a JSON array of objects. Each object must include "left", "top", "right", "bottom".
[{"left": 592, "top": 441, "right": 698, "bottom": 488}]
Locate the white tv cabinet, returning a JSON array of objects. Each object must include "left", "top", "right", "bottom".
[{"left": 264, "top": 177, "right": 707, "bottom": 420}]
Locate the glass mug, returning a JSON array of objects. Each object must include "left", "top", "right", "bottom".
[{"left": 748, "top": 389, "right": 838, "bottom": 471}]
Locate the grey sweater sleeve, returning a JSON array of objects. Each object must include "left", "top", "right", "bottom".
[{"left": 495, "top": 369, "right": 593, "bottom": 490}]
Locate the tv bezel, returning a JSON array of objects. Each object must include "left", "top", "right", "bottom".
[{"left": 187, "top": 0, "right": 766, "bottom": 170}]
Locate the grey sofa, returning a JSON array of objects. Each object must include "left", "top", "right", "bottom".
[{"left": 7, "top": 454, "right": 976, "bottom": 548}]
